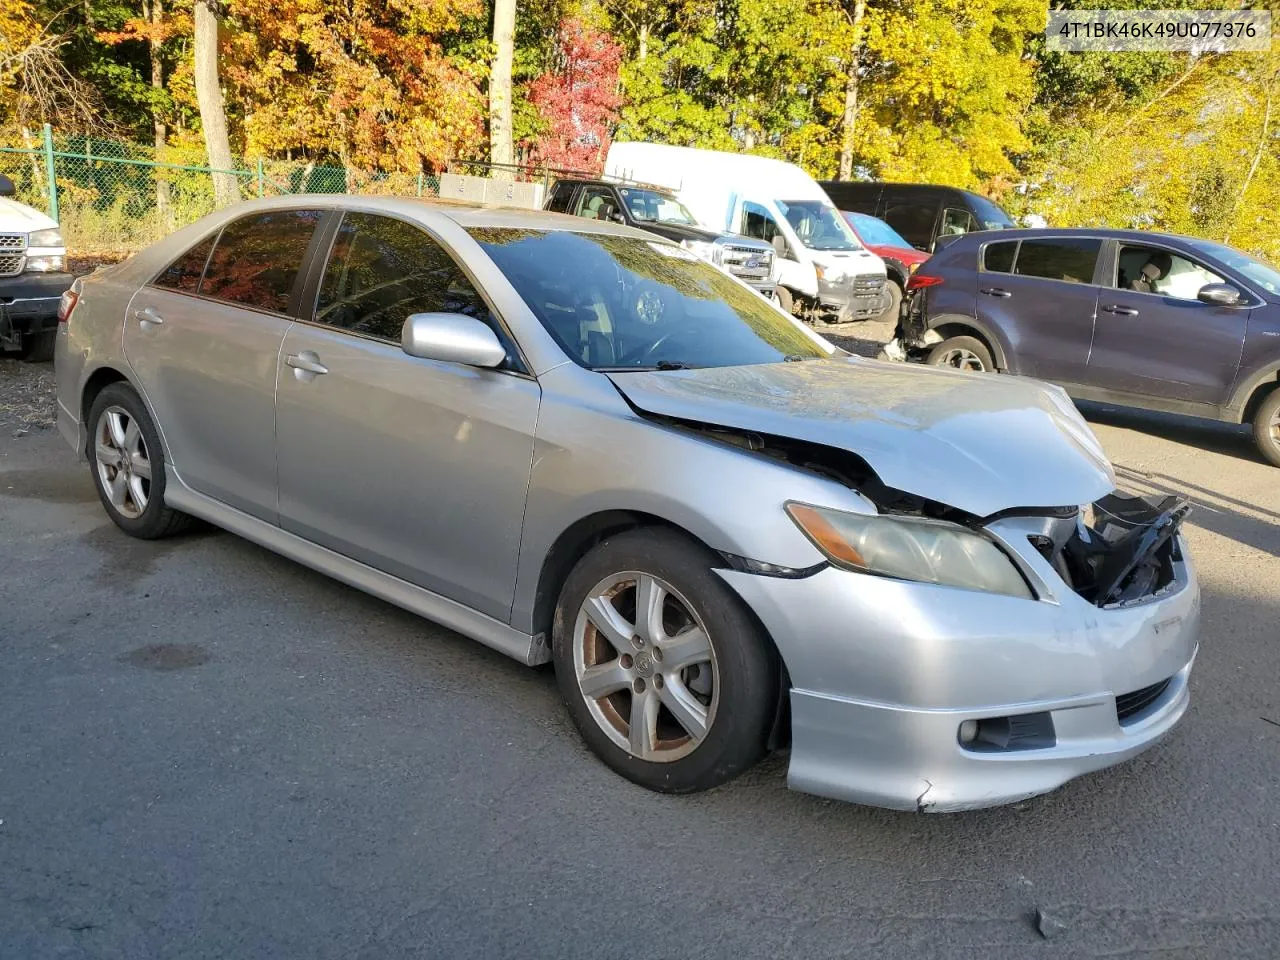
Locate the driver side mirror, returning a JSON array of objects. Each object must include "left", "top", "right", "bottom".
[
  {"left": 771, "top": 235, "right": 792, "bottom": 260},
  {"left": 401, "top": 312, "right": 506, "bottom": 368},
  {"left": 0, "top": 174, "right": 15, "bottom": 198},
  {"left": 1197, "top": 282, "right": 1245, "bottom": 306},
  {"left": 609, "top": 211, "right": 626, "bottom": 225}
]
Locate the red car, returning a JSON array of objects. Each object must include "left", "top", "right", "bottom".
[{"left": 843, "top": 211, "right": 930, "bottom": 322}]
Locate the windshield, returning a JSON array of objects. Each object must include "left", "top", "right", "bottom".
[
  {"left": 620, "top": 188, "right": 699, "bottom": 226},
  {"left": 846, "top": 212, "right": 911, "bottom": 249},
  {"left": 469, "top": 229, "right": 832, "bottom": 370},
  {"left": 778, "top": 200, "right": 861, "bottom": 251},
  {"left": 1187, "top": 239, "right": 1280, "bottom": 295},
  {"left": 969, "top": 195, "right": 1015, "bottom": 230}
]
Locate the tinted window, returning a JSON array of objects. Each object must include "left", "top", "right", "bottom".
[
  {"left": 1014, "top": 238, "right": 1101, "bottom": 284},
  {"left": 983, "top": 240, "right": 1017, "bottom": 273},
  {"left": 201, "top": 209, "right": 322, "bottom": 312},
  {"left": 316, "top": 213, "right": 501, "bottom": 347},
  {"left": 881, "top": 200, "right": 936, "bottom": 250},
  {"left": 1117, "top": 244, "right": 1224, "bottom": 300},
  {"left": 741, "top": 202, "right": 782, "bottom": 244},
  {"left": 574, "top": 186, "right": 619, "bottom": 221},
  {"left": 547, "top": 182, "right": 575, "bottom": 213},
  {"left": 154, "top": 233, "right": 215, "bottom": 292},
  {"left": 469, "top": 229, "right": 828, "bottom": 370}
]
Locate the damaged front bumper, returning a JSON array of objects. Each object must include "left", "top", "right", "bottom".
[{"left": 717, "top": 495, "right": 1200, "bottom": 812}]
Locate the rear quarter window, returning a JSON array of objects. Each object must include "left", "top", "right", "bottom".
[
  {"left": 982, "top": 240, "right": 1017, "bottom": 273},
  {"left": 154, "top": 233, "right": 216, "bottom": 292}
]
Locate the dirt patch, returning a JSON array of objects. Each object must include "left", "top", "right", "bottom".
[
  {"left": 0, "top": 356, "right": 56, "bottom": 432},
  {"left": 117, "top": 643, "right": 211, "bottom": 671}
]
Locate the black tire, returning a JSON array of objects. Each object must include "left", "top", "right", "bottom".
[
  {"left": 551, "top": 527, "right": 779, "bottom": 794},
  {"left": 775, "top": 286, "right": 795, "bottom": 317},
  {"left": 877, "top": 281, "right": 903, "bottom": 324},
  {"left": 86, "top": 383, "right": 195, "bottom": 539},
  {"left": 18, "top": 329, "right": 55, "bottom": 362},
  {"left": 1252, "top": 388, "right": 1280, "bottom": 468},
  {"left": 926, "top": 334, "right": 994, "bottom": 373}
]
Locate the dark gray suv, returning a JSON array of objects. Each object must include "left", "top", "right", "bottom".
[{"left": 891, "top": 228, "right": 1280, "bottom": 465}]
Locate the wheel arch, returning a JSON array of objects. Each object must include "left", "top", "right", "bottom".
[
  {"left": 1234, "top": 367, "right": 1280, "bottom": 425},
  {"left": 79, "top": 365, "right": 174, "bottom": 465},
  {"left": 926, "top": 314, "right": 1009, "bottom": 371}
]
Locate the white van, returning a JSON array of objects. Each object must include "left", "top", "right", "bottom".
[
  {"left": 605, "top": 142, "right": 888, "bottom": 324},
  {"left": 0, "top": 174, "right": 71, "bottom": 361}
]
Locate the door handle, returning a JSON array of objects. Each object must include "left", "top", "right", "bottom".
[
  {"left": 286, "top": 352, "right": 329, "bottom": 376},
  {"left": 133, "top": 306, "right": 164, "bottom": 326},
  {"left": 1101, "top": 304, "right": 1139, "bottom": 316},
  {"left": 979, "top": 287, "right": 1012, "bottom": 298}
]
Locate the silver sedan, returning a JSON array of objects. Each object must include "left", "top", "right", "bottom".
[{"left": 54, "top": 197, "right": 1200, "bottom": 810}]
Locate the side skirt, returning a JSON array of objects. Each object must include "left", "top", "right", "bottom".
[{"left": 164, "top": 474, "right": 549, "bottom": 667}]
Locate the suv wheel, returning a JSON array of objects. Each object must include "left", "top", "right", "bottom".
[
  {"left": 927, "top": 334, "right": 993, "bottom": 373},
  {"left": 551, "top": 528, "right": 779, "bottom": 793},
  {"left": 877, "top": 282, "right": 903, "bottom": 324},
  {"left": 87, "top": 383, "right": 195, "bottom": 538},
  {"left": 1252, "top": 388, "right": 1280, "bottom": 467}
]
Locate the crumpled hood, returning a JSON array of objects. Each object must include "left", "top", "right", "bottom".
[{"left": 607, "top": 358, "right": 1115, "bottom": 517}]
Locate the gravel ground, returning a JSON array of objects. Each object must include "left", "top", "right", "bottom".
[{"left": 0, "top": 356, "right": 56, "bottom": 434}]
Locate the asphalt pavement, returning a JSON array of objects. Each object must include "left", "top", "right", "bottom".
[{"left": 2, "top": 341, "right": 1278, "bottom": 959}]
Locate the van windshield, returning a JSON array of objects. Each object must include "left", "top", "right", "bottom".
[
  {"left": 778, "top": 200, "right": 862, "bottom": 251},
  {"left": 970, "top": 195, "right": 1015, "bottom": 230}
]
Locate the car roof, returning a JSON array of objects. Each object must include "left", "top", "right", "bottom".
[
  {"left": 820, "top": 181, "right": 992, "bottom": 201},
  {"left": 958, "top": 226, "right": 1217, "bottom": 246}
]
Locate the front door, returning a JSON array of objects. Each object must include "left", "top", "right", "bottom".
[
  {"left": 976, "top": 235, "right": 1102, "bottom": 383},
  {"left": 123, "top": 208, "right": 323, "bottom": 521},
  {"left": 1085, "top": 241, "right": 1250, "bottom": 405},
  {"left": 274, "top": 211, "right": 541, "bottom": 621}
]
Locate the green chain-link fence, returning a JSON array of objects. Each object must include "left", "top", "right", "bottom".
[{"left": 0, "top": 125, "right": 443, "bottom": 256}]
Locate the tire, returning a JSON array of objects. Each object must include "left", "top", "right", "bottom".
[
  {"left": 877, "top": 282, "right": 903, "bottom": 324},
  {"left": 775, "top": 286, "right": 795, "bottom": 317},
  {"left": 18, "top": 330, "right": 55, "bottom": 362},
  {"left": 551, "top": 527, "right": 779, "bottom": 794},
  {"left": 86, "top": 383, "right": 194, "bottom": 539},
  {"left": 926, "top": 334, "right": 994, "bottom": 373},
  {"left": 1252, "top": 387, "right": 1280, "bottom": 468}
]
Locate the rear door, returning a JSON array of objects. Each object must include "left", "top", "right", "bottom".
[
  {"left": 274, "top": 211, "right": 540, "bottom": 620},
  {"left": 123, "top": 208, "right": 324, "bottom": 521},
  {"left": 975, "top": 235, "right": 1102, "bottom": 383},
  {"left": 1085, "top": 240, "right": 1249, "bottom": 405}
]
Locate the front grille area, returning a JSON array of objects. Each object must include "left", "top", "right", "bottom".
[
  {"left": 0, "top": 233, "right": 26, "bottom": 252},
  {"left": 0, "top": 253, "right": 24, "bottom": 277},
  {"left": 854, "top": 273, "right": 886, "bottom": 296},
  {"left": 721, "top": 244, "right": 773, "bottom": 280},
  {"left": 1116, "top": 678, "right": 1171, "bottom": 724}
]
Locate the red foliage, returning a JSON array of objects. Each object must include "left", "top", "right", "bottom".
[{"left": 526, "top": 18, "right": 624, "bottom": 173}]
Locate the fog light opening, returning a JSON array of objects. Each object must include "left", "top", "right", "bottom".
[{"left": 957, "top": 719, "right": 979, "bottom": 744}]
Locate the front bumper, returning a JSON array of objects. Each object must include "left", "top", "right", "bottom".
[
  {"left": 717, "top": 526, "right": 1200, "bottom": 812},
  {"left": 817, "top": 273, "right": 886, "bottom": 321},
  {"left": 0, "top": 272, "right": 73, "bottom": 343}
]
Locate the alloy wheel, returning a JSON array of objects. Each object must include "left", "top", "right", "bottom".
[
  {"left": 572, "top": 571, "right": 719, "bottom": 763},
  {"left": 935, "top": 347, "right": 986, "bottom": 372},
  {"left": 95, "top": 405, "right": 152, "bottom": 519}
]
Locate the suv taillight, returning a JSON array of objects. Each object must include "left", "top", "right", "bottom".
[
  {"left": 57, "top": 289, "right": 79, "bottom": 324},
  {"left": 905, "top": 273, "right": 943, "bottom": 292}
]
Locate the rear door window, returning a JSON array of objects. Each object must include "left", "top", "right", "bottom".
[
  {"left": 546, "top": 182, "right": 575, "bottom": 213},
  {"left": 982, "top": 240, "right": 1017, "bottom": 273},
  {"left": 201, "top": 209, "right": 323, "bottom": 313},
  {"left": 1013, "top": 238, "right": 1101, "bottom": 285},
  {"left": 881, "top": 199, "right": 937, "bottom": 250},
  {"left": 154, "top": 233, "right": 216, "bottom": 292}
]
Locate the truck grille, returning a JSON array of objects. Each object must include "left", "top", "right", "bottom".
[
  {"left": 720, "top": 244, "right": 774, "bottom": 281},
  {"left": 0, "top": 234, "right": 26, "bottom": 251},
  {"left": 854, "top": 274, "right": 885, "bottom": 296},
  {"left": 1116, "top": 678, "right": 1171, "bottom": 724},
  {"left": 0, "top": 253, "right": 24, "bottom": 277}
]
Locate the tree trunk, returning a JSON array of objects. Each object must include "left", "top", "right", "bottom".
[
  {"left": 489, "top": 0, "right": 516, "bottom": 172},
  {"left": 837, "top": 0, "right": 867, "bottom": 181},
  {"left": 193, "top": 0, "right": 238, "bottom": 206},
  {"left": 638, "top": 21, "right": 648, "bottom": 62},
  {"left": 146, "top": 0, "right": 173, "bottom": 229}
]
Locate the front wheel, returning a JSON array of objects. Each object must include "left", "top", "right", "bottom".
[
  {"left": 877, "top": 282, "right": 903, "bottom": 324},
  {"left": 1252, "top": 388, "right": 1280, "bottom": 468},
  {"left": 774, "top": 286, "right": 795, "bottom": 317},
  {"left": 552, "top": 528, "right": 779, "bottom": 793},
  {"left": 927, "top": 334, "right": 994, "bottom": 373}
]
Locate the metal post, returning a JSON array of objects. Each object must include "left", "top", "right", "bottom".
[
  {"left": 85, "top": 136, "right": 94, "bottom": 198},
  {"left": 416, "top": 172, "right": 424, "bottom": 197},
  {"left": 42, "top": 123, "right": 58, "bottom": 222},
  {"left": 256, "top": 157, "right": 265, "bottom": 198}
]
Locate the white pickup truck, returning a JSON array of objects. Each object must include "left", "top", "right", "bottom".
[{"left": 0, "top": 174, "right": 72, "bottom": 361}]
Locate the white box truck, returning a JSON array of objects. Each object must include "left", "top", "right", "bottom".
[{"left": 605, "top": 142, "right": 888, "bottom": 324}]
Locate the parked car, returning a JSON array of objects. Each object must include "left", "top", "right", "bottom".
[
  {"left": 843, "top": 211, "right": 930, "bottom": 322},
  {"left": 821, "top": 181, "right": 1016, "bottom": 255},
  {"left": 606, "top": 142, "right": 889, "bottom": 324},
  {"left": 544, "top": 176, "right": 776, "bottom": 299},
  {"left": 891, "top": 227, "right": 1280, "bottom": 466},
  {"left": 0, "top": 173, "right": 73, "bottom": 361},
  {"left": 56, "top": 197, "right": 1199, "bottom": 811}
]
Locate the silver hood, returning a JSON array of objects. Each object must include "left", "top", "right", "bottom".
[{"left": 607, "top": 358, "right": 1115, "bottom": 517}]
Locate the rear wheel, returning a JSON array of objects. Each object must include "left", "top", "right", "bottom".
[
  {"left": 87, "top": 383, "right": 194, "bottom": 539},
  {"left": 927, "top": 334, "right": 994, "bottom": 373},
  {"left": 1252, "top": 388, "right": 1280, "bottom": 468},
  {"left": 18, "top": 329, "right": 55, "bottom": 362},
  {"left": 552, "top": 528, "right": 778, "bottom": 793}
]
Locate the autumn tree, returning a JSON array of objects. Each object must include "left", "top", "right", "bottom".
[{"left": 525, "top": 18, "right": 623, "bottom": 170}]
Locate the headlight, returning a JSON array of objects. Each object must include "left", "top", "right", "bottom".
[
  {"left": 786, "top": 502, "right": 1033, "bottom": 598},
  {"left": 25, "top": 255, "right": 65, "bottom": 272},
  {"left": 28, "top": 227, "right": 63, "bottom": 248},
  {"left": 909, "top": 261, "right": 920, "bottom": 274},
  {"left": 680, "top": 238, "right": 721, "bottom": 265}
]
